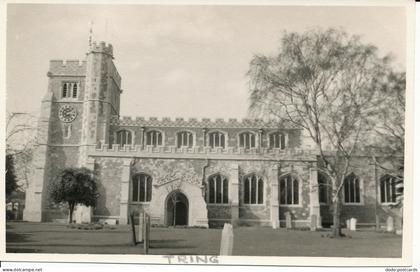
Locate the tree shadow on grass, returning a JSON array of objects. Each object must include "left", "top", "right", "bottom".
[
  {"left": 6, "top": 231, "right": 32, "bottom": 243},
  {"left": 148, "top": 239, "right": 195, "bottom": 249},
  {"left": 6, "top": 248, "right": 40, "bottom": 253}
]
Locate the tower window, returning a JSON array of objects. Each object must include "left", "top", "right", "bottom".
[
  {"left": 63, "top": 123, "right": 72, "bottom": 139},
  {"left": 72, "top": 83, "right": 78, "bottom": 98},
  {"left": 62, "top": 82, "right": 79, "bottom": 98},
  {"left": 239, "top": 132, "right": 256, "bottom": 149}
]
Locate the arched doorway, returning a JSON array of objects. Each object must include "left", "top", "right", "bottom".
[{"left": 166, "top": 191, "right": 189, "bottom": 226}]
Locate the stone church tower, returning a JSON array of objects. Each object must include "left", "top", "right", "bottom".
[{"left": 23, "top": 42, "right": 122, "bottom": 222}]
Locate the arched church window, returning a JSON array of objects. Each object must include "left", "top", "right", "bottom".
[
  {"left": 243, "top": 173, "right": 264, "bottom": 204},
  {"left": 238, "top": 132, "right": 256, "bottom": 149},
  {"left": 318, "top": 172, "right": 330, "bottom": 204},
  {"left": 208, "top": 131, "right": 225, "bottom": 148},
  {"left": 207, "top": 174, "right": 229, "bottom": 204},
  {"left": 380, "top": 175, "right": 397, "bottom": 203},
  {"left": 116, "top": 130, "right": 132, "bottom": 146},
  {"left": 132, "top": 173, "right": 152, "bottom": 202},
  {"left": 279, "top": 174, "right": 299, "bottom": 205},
  {"left": 177, "top": 131, "right": 194, "bottom": 148},
  {"left": 269, "top": 132, "right": 286, "bottom": 149},
  {"left": 344, "top": 173, "right": 361, "bottom": 203},
  {"left": 146, "top": 130, "right": 163, "bottom": 147}
]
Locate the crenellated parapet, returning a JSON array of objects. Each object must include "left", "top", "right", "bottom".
[
  {"left": 89, "top": 41, "right": 114, "bottom": 57},
  {"left": 48, "top": 59, "right": 87, "bottom": 77},
  {"left": 110, "top": 115, "right": 298, "bottom": 129},
  {"left": 89, "top": 142, "right": 317, "bottom": 161}
]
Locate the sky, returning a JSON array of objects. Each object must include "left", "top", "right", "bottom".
[{"left": 6, "top": 4, "right": 407, "bottom": 119}]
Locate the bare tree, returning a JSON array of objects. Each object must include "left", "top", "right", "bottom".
[
  {"left": 6, "top": 112, "right": 37, "bottom": 189},
  {"left": 368, "top": 71, "right": 405, "bottom": 206},
  {"left": 248, "top": 28, "right": 398, "bottom": 237}
]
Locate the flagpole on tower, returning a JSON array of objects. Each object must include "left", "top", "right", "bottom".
[{"left": 88, "top": 21, "right": 93, "bottom": 48}]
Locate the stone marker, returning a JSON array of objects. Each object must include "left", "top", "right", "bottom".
[
  {"left": 103, "top": 219, "right": 117, "bottom": 225},
  {"left": 285, "top": 212, "right": 292, "bottom": 229},
  {"left": 346, "top": 219, "right": 350, "bottom": 229},
  {"left": 375, "top": 215, "right": 380, "bottom": 231},
  {"left": 75, "top": 206, "right": 83, "bottom": 224},
  {"left": 386, "top": 216, "right": 394, "bottom": 232},
  {"left": 350, "top": 218, "right": 357, "bottom": 231},
  {"left": 138, "top": 212, "right": 145, "bottom": 243},
  {"left": 310, "top": 214, "right": 317, "bottom": 231},
  {"left": 75, "top": 205, "right": 92, "bottom": 224},
  {"left": 272, "top": 219, "right": 279, "bottom": 229},
  {"left": 219, "top": 223, "right": 234, "bottom": 255}
]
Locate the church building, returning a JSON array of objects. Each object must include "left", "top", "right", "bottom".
[{"left": 23, "top": 42, "right": 401, "bottom": 229}]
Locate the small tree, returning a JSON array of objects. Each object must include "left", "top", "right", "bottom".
[
  {"left": 248, "top": 28, "right": 399, "bottom": 237},
  {"left": 49, "top": 167, "right": 99, "bottom": 223}
]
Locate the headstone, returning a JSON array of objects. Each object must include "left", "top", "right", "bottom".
[
  {"left": 81, "top": 206, "right": 92, "bottom": 223},
  {"left": 138, "top": 212, "right": 145, "bottom": 243},
  {"left": 219, "top": 223, "right": 234, "bottom": 255},
  {"left": 310, "top": 214, "right": 317, "bottom": 231},
  {"left": 272, "top": 219, "right": 279, "bottom": 229},
  {"left": 346, "top": 219, "right": 351, "bottom": 229},
  {"left": 103, "top": 219, "right": 117, "bottom": 225},
  {"left": 6, "top": 202, "right": 13, "bottom": 211},
  {"left": 285, "top": 212, "right": 292, "bottom": 229},
  {"left": 350, "top": 218, "right": 357, "bottom": 231},
  {"left": 75, "top": 205, "right": 92, "bottom": 224},
  {"left": 386, "top": 216, "right": 394, "bottom": 232},
  {"left": 13, "top": 203, "right": 19, "bottom": 220},
  {"left": 75, "top": 206, "right": 83, "bottom": 224}
]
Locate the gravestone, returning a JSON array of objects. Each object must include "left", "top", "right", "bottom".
[
  {"left": 310, "top": 214, "right": 317, "bottom": 231},
  {"left": 375, "top": 215, "right": 380, "bottom": 231},
  {"left": 138, "top": 212, "right": 145, "bottom": 243},
  {"left": 285, "top": 212, "right": 292, "bottom": 229},
  {"left": 350, "top": 218, "right": 357, "bottom": 231},
  {"left": 75, "top": 205, "right": 92, "bottom": 224},
  {"left": 346, "top": 219, "right": 351, "bottom": 229},
  {"left": 219, "top": 223, "right": 234, "bottom": 255},
  {"left": 272, "top": 219, "right": 279, "bottom": 229},
  {"left": 386, "top": 216, "right": 394, "bottom": 232}
]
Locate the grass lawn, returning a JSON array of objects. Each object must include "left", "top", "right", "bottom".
[{"left": 6, "top": 222, "right": 402, "bottom": 257}]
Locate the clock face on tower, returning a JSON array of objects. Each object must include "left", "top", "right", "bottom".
[{"left": 58, "top": 105, "right": 77, "bottom": 122}]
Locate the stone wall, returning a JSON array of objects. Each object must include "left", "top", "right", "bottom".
[{"left": 93, "top": 157, "right": 125, "bottom": 217}]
